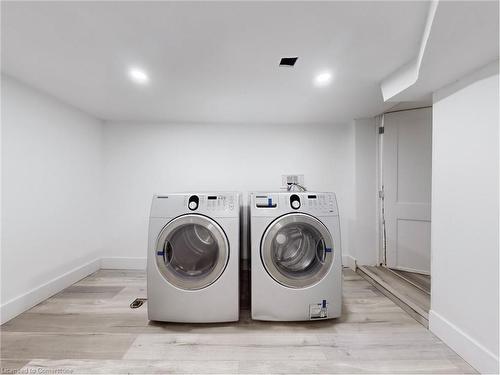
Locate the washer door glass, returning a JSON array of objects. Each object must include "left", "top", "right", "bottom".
[
  {"left": 261, "top": 213, "right": 334, "bottom": 289},
  {"left": 155, "top": 214, "right": 229, "bottom": 290}
]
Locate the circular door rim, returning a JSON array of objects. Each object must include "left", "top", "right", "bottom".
[
  {"left": 155, "top": 213, "right": 229, "bottom": 291},
  {"left": 261, "top": 212, "right": 334, "bottom": 289}
]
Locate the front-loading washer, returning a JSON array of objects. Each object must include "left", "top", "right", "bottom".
[
  {"left": 147, "top": 192, "right": 239, "bottom": 322},
  {"left": 250, "top": 191, "right": 342, "bottom": 321}
]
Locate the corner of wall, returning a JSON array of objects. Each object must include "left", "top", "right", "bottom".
[
  {"left": 0, "top": 258, "right": 101, "bottom": 324},
  {"left": 1, "top": 76, "right": 108, "bottom": 324},
  {"left": 351, "top": 117, "right": 379, "bottom": 266},
  {"left": 430, "top": 64, "right": 499, "bottom": 374},
  {"left": 342, "top": 254, "right": 357, "bottom": 271}
]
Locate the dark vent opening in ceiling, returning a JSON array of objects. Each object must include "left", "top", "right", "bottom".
[{"left": 279, "top": 57, "right": 298, "bottom": 67}]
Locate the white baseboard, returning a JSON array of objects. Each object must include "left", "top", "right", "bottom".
[
  {"left": 429, "top": 310, "right": 499, "bottom": 374},
  {"left": 106, "top": 256, "right": 357, "bottom": 272},
  {"left": 100, "top": 257, "right": 146, "bottom": 270},
  {"left": 0, "top": 258, "right": 100, "bottom": 324},
  {"left": 342, "top": 254, "right": 357, "bottom": 271},
  {"left": 2, "top": 254, "right": 357, "bottom": 324}
]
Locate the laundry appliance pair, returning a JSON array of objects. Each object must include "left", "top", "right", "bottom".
[{"left": 147, "top": 191, "right": 342, "bottom": 323}]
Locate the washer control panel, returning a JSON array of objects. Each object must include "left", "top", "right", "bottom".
[
  {"left": 253, "top": 192, "right": 337, "bottom": 216},
  {"left": 255, "top": 194, "right": 278, "bottom": 208},
  {"left": 304, "top": 193, "right": 336, "bottom": 213}
]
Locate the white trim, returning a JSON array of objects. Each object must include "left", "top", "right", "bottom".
[
  {"left": 0, "top": 256, "right": 145, "bottom": 324},
  {"left": 376, "top": 115, "right": 385, "bottom": 266},
  {"left": 0, "top": 258, "right": 100, "bottom": 324},
  {"left": 389, "top": 265, "right": 430, "bottom": 276},
  {"left": 342, "top": 254, "right": 357, "bottom": 271},
  {"left": 100, "top": 257, "right": 146, "bottom": 270},
  {"left": 433, "top": 59, "right": 499, "bottom": 103},
  {"left": 429, "top": 309, "right": 499, "bottom": 374},
  {"left": 380, "top": 0, "right": 438, "bottom": 101},
  {"left": 110, "top": 254, "right": 358, "bottom": 274}
]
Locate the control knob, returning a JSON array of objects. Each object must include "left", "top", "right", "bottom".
[
  {"left": 290, "top": 194, "right": 301, "bottom": 210},
  {"left": 188, "top": 195, "right": 199, "bottom": 211}
]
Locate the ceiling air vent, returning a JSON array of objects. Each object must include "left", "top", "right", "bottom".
[{"left": 279, "top": 57, "right": 298, "bottom": 67}]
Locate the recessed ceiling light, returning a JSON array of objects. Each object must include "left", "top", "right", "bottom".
[
  {"left": 128, "top": 68, "right": 149, "bottom": 84},
  {"left": 314, "top": 71, "right": 332, "bottom": 87}
]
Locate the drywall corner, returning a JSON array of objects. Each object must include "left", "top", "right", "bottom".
[
  {"left": 352, "top": 118, "right": 379, "bottom": 266},
  {"left": 0, "top": 258, "right": 100, "bottom": 324},
  {"left": 342, "top": 255, "right": 357, "bottom": 271}
]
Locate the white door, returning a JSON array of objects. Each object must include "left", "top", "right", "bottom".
[{"left": 383, "top": 108, "right": 432, "bottom": 275}]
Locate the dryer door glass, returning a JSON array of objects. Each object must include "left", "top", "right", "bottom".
[
  {"left": 155, "top": 214, "right": 229, "bottom": 290},
  {"left": 261, "top": 213, "right": 334, "bottom": 289}
]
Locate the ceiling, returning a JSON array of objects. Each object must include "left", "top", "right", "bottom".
[
  {"left": 1, "top": 1, "right": 498, "bottom": 124},
  {"left": 389, "top": 0, "right": 499, "bottom": 102}
]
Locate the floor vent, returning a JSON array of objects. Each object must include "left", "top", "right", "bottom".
[{"left": 130, "top": 298, "right": 147, "bottom": 309}]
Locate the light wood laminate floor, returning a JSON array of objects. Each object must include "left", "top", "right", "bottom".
[
  {"left": 1, "top": 269, "right": 475, "bottom": 374},
  {"left": 359, "top": 266, "right": 431, "bottom": 326},
  {"left": 391, "top": 269, "right": 431, "bottom": 295}
]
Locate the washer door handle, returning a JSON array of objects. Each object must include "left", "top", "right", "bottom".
[
  {"left": 163, "top": 241, "right": 172, "bottom": 265},
  {"left": 317, "top": 239, "right": 326, "bottom": 263}
]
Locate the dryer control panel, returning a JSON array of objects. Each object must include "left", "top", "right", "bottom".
[
  {"left": 186, "top": 194, "right": 236, "bottom": 213},
  {"left": 150, "top": 193, "right": 239, "bottom": 218}
]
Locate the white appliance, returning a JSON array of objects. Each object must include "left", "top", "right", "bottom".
[
  {"left": 147, "top": 192, "right": 240, "bottom": 322},
  {"left": 250, "top": 192, "right": 342, "bottom": 321}
]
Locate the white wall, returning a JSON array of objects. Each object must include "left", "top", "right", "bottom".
[
  {"left": 102, "top": 121, "right": 355, "bottom": 265},
  {"left": 430, "top": 62, "right": 499, "bottom": 373},
  {"left": 351, "top": 118, "right": 378, "bottom": 266},
  {"left": 1, "top": 75, "right": 104, "bottom": 323}
]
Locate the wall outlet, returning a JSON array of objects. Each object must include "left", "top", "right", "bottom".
[{"left": 281, "top": 174, "right": 304, "bottom": 188}]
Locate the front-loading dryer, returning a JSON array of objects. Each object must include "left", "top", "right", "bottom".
[
  {"left": 250, "top": 192, "right": 342, "bottom": 321},
  {"left": 147, "top": 192, "right": 239, "bottom": 322}
]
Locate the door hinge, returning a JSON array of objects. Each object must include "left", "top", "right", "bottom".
[
  {"left": 378, "top": 127, "right": 384, "bottom": 134},
  {"left": 378, "top": 190, "right": 384, "bottom": 199}
]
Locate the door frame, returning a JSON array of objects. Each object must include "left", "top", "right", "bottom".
[{"left": 377, "top": 106, "right": 432, "bottom": 271}]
